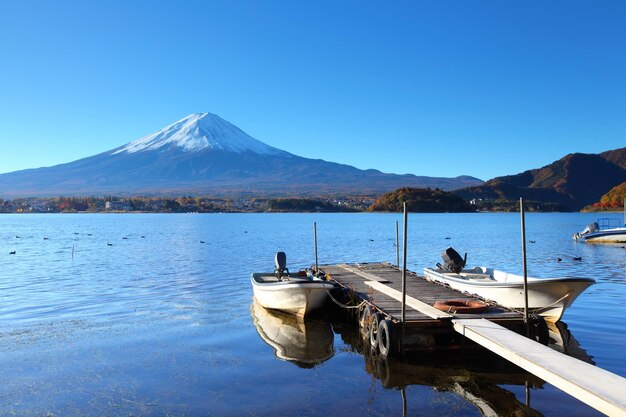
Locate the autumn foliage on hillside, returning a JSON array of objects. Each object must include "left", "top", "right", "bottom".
[
  {"left": 369, "top": 188, "right": 473, "bottom": 213},
  {"left": 582, "top": 181, "right": 626, "bottom": 211}
]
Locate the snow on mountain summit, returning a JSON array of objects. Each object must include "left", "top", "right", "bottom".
[{"left": 113, "top": 113, "right": 284, "bottom": 155}]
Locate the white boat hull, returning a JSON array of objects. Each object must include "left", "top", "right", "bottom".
[
  {"left": 251, "top": 273, "right": 334, "bottom": 317},
  {"left": 574, "top": 217, "right": 626, "bottom": 243},
  {"left": 576, "top": 228, "right": 626, "bottom": 243},
  {"left": 423, "top": 267, "right": 594, "bottom": 322}
]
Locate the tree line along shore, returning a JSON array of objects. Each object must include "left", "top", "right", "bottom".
[{"left": 0, "top": 187, "right": 623, "bottom": 214}]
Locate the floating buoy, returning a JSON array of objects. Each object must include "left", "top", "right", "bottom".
[{"left": 433, "top": 299, "right": 487, "bottom": 314}]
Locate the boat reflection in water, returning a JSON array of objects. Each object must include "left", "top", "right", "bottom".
[
  {"left": 332, "top": 316, "right": 593, "bottom": 417},
  {"left": 250, "top": 300, "right": 334, "bottom": 368},
  {"left": 546, "top": 320, "right": 594, "bottom": 364}
]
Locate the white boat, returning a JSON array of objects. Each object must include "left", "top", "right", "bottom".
[
  {"left": 250, "top": 300, "right": 334, "bottom": 367},
  {"left": 573, "top": 218, "right": 626, "bottom": 243},
  {"left": 423, "top": 248, "right": 594, "bottom": 322},
  {"left": 423, "top": 266, "right": 594, "bottom": 322},
  {"left": 251, "top": 252, "right": 334, "bottom": 317}
]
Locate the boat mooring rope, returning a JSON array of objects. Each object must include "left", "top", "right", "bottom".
[
  {"left": 527, "top": 292, "right": 571, "bottom": 315},
  {"left": 318, "top": 272, "right": 367, "bottom": 310}
]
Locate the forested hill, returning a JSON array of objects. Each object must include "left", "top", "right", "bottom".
[
  {"left": 369, "top": 188, "right": 473, "bottom": 212},
  {"left": 455, "top": 147, "right": 626, "bottom": 211}
]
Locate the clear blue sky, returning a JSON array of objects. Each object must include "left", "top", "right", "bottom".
[{"left": 1, "top": 1, "right": 625, "bottom": 180}]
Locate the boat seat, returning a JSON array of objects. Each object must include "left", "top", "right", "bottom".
[{"left": 461, "top": 273, "right": 493, "bottom": 281}]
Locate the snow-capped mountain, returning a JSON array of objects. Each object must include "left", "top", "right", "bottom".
[
  {"left": 0, "top": 113, "right": 483, "bottom": 197},
  {"left": 113, "top": 113, "right": 285, "bottom": 156}
]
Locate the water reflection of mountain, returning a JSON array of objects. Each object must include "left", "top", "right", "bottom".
[
  {"left": 250, "top": 301, "right": 334, "bottom": 368},
  {"left": 331, "top": 317, "right": 594, "bottom": 417}
]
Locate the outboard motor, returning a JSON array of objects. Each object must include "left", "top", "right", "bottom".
[
  {"left": 274, "top": 251, "right": 289, "bottom": 280},
  {"left": 574, "top": 222, "right": 599, "bottom": 240},
  {"left": 440, "top": 247, "right": 466, "bottom": 273}
]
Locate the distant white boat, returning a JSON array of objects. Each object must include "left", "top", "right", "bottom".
[
  {"left": 424, "top": 248, "right": 594, "bottom": 322},
  {"left": 573, "top": 218, "right": 626, "bottom": 243},
  {"left": 574, "top": 200, "right": 626, "bottom": 243},
  {"left": 251, "top": 252, "right": 334, "bottom": 317}
]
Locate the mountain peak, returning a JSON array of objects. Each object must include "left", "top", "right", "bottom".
[{"left": 113, "top": 112, "right": 283, "bottom": 155}]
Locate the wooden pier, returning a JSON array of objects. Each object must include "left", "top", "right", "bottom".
[
  {"left": 324, "top": 262, "right": 525, "bottom": 325},
  {"left": 323, "top": 262, "right": 626, "bottom": 417}
]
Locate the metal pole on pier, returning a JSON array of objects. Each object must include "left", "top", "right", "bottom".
[
  {"left": 401, "top": 387, "right": 407, "bottom": 417},
  {"left": 314, "top": 222, "right": 319, "bottom": 276},
  {"left": 396, "top": 221, "right": 400, "bottom": 268},
  {"left": 520, "top": 197, "right": 530, "bottom": 336},
  {"left": 401, "top": 203, "right": 408, "bottom": 323}
]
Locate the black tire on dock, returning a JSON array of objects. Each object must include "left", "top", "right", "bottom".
[
  {"left": 377, "top": 319, "right": 395, "bottom": 359},
  {"left": 359, "top": 306, "right": 372, "bottom": 339},
  {"left": 369, "top": 313, "right": 383, "bottom": 349}
]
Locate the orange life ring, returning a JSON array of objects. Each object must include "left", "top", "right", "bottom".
[{"left": 433, "top": 299, "right": 487, "bottom": 314}]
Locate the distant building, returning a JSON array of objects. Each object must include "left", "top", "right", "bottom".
[
  {"left": 105, "top": 201, "right": 129, "bottom": 211},
  {"left": 29, "top": 201, "right": 51, "bottom": 212}
]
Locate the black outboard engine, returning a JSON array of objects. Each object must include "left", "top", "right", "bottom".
[
  {"left": 274, "top": 251, "right": 289, "bottom": 279},
  {"left": 440, "top": 247, "right": 466, "bottom": 273}
]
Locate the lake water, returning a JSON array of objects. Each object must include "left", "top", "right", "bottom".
[{"left": 0, "top": 212, "right": 624, "bottom": 416}]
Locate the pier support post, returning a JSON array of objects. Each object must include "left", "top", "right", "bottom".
[
  {"left": 396, "top": 221, "right": 400, "bottom": 268},
  {"left": 401, "top": 203, "right": 408, "bottom": 323},
  {"left": 401, "top": 387, "right": 407, "bottom": 417},
  {"left": 314, "top": 222, "right": 319, "bottom": 276},
  {"left": 401, "top": 203, "right": 408, "bottom": 357},
  {"left": 520, "top": 197, "right": 530, "bottom": 336}
]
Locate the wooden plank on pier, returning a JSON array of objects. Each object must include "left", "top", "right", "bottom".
[
  {"left": 452, "top": 318, "right": 626, "bottom": 417},
  {"left": 323, "top": 263, "right": 522, "bottom": 323},
  {"left": 338, "top": 264, "right": 390, "bottom": 283},
  {"left": 364, "top": 281, "right": 452, "bottom": 320}
]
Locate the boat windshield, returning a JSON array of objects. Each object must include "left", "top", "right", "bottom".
[{"left": 597, "top": 218, "right": 624, "bottom": 230}]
